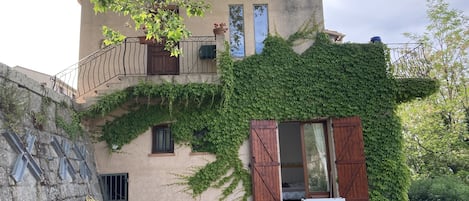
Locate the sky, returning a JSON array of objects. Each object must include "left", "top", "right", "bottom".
[
  {"left": 324, "top": 0, "right": 469, "bottom": 43},
  {"left": 0, "top": 0, "right": 81, "bottom": 76},
  {"left": 0, "top": 0, "right": 468, "bottom": 76}
]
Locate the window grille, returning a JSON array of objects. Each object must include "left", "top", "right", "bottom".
[{"left": 99, "top": 173, "right": 129, "bottom": 201}]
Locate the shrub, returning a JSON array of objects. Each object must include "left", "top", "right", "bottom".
[{"left": 409, "top": 175, "right": 469, "bottom": 201}]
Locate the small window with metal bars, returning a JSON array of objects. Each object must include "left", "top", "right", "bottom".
[
  {"left": 99, "top": 173, "right": 128, "bottom": 201},
  {"left": 152, "top": 125, "right": 174, "bottom": 154}
]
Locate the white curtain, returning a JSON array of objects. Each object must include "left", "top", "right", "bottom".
[{"left": 312, "top": 123, "right": 329, "bottom": 191}]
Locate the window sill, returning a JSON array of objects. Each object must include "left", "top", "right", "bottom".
[{"left": 148, "top": 153, "right": 175, "bottom": 157}]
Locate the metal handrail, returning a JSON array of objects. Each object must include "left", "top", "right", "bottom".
[
  {"left": 387, "top": 43, "right": 431, "bottom": 78},
  {"left": 51, "top": 36, "right": 217, "bottom": 99},
  {"left": 51, "top": 39, "right": 428, "bottom": 99}
]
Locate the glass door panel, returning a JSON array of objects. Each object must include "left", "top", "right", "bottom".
[{"left": 303, "top": 123, "right": 330, "bottom": 195}]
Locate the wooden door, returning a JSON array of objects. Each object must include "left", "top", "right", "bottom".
[
  {"left": 250, "top": 120, "right": 281, "bottom": 201},
  {"left": 332, "top": 116, "right": 369, "bottom": 201},
  {"left": 147, "top": 42, "right": 179, "bottom": 75}
]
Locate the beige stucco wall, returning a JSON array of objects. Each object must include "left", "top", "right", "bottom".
[
  {"left": 76, "top": 0, "right": 323, "bottom": 99},
  {"left": 84, "top": 1, "right": 325, "bottom": 199},
  {"left": 94, "top": 128, "right": 252, "bottom": 201},
  {"left": 79, "top": 0, "right": 324, "bottom": 59},
  {"left": 12, "top": 66, "right": 56, "bottom": 90}
]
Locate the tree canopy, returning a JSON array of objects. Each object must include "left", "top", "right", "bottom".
[
  {"left": 90, "top": 0, "right": 210, "bottom": 56},
  {"left": 399, "top": 0, "right": 469, "bottom": 182}
]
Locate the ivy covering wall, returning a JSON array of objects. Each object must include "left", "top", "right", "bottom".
[{"left": 84, "top": 34, "right": 438, "bottom": 201}]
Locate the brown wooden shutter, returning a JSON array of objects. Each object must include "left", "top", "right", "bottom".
[
  {"left": 250, "top": 120, "right": 281, "bottom": 201},
  {"left": 332, "top": 116, "right": 369, "bottom": 201}
]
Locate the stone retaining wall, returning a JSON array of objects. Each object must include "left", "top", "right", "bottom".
[{"left": 0, "top": 63, "right": 102, "bottom": 201}]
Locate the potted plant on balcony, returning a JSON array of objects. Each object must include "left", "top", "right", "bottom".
[{"left": 213, "top": 22, "right": 228, "bottom": 35}]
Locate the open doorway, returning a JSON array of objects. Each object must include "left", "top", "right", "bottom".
[
  {"left": 250, "top": 117, "right": 369, "bottom": 201},
  {"left": 278, "top": 122, "right": 332, "bottom": 200}
]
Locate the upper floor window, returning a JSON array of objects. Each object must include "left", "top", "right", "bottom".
[
  {"left": 192, "top": 127, "right": 211, "bottom": 153},
  {"left": 254, "top": 5, "right": 268, "bottom": 54},
  {"left": 152, "top": 125, "right": 174, "bottom": 153},
  {"left": 229, "top": 5, "right": 245, "bottom": 58}
]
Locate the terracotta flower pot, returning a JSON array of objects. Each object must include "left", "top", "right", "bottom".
[{"left": 213, "top": 27, "right": 226, "bottom": 35}]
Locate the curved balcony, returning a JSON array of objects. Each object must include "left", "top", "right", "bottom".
[{"left": 52, "top": 36, "right": 221, "bottom": 102}]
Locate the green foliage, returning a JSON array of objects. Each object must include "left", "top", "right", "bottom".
[
  {"left": 101, "top": 104, "right": 171, "bottom": 150},
  {"left": 395, "top": 78, "right": 439, "bottom": 103},
  {"left": 101, "top": 26, "right": 126, "bottom": 46},
  {"left": 408, "top": 176, "right": 469, "bottom": 201},
  {"left": 56, "top": 103, "right": 83, "bottom": 139},
  {"left": 87, "top": 81, "right": 221, "bottom": 149},
  {"left": 286, "top": 17, "right": 322, "bottom": 46},
  {"left": 31, "top": 96, "right": 52, "bottom": 130},
  {"left": 399, "top": 0, "right": 469, "bottom": 182},
  {"left": 90, "top": 0, "right": 210, "bottom": 56},
  {"left": 400, "top": 93, "right": 469, "bottom": 178},
  {"left": 85, "top": 33, "right": 436, "bottom": 200},
  {"left": 0, "top": 69, "right": 28, "bottom": 132},
  {"left": 83, "top": 89, "right": 132, "bottom": 118},
  {"left": 219, "top": 41, "right": 234, "bottom": 109}
]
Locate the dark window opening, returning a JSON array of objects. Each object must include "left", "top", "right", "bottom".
[
  {"left": 99, "top": 173, "right": 128, "bottom": 201},
  {"left": 192, "top": 127, "right": 212, "bottom": 152},
  {"left": 152, "top": 125, "right": 174, "bottom": 153}
]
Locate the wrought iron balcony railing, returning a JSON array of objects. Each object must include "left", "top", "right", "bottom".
[
  {"left": 51, "top": 36, "right": 217, "bottom": 99},
  {"left": 51, "top": 38, "right": 429, "bottom": 100},
  {"left": 387, "top": 43, "right": 430, "bottom": 78}
]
